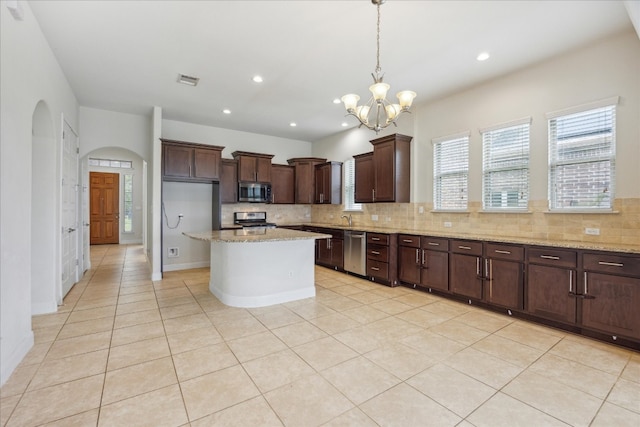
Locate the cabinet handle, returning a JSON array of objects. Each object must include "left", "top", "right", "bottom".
[
  {"left": 416, "top": 249, "right": 420, "bottom": 265},
  {"left": 422, "top": 249, "right": 426, "bottom": 267},
  {"left": 372, "top": 237, "right": 381, "bottom": 241},
  {"left": 598, "top": 261, "right": 624, "bottom": 267},
  {"left": 540, "top": 255, "right": 560, "bottom": 260},
  {"left": 371, "top": 250, "right": 380, "bottom": 255},
  {"left": 584, "top": 272, "right": 588, "bottom": 295},
  {"left": 459, "top": 245, "right": 472, "bottom": 250},
  {"left": 402, "top": 239, "right": 413, "bottom": 243},
  {"left": 427, "top": 242, "right": 440, "bottom": 246},
  {"left": 494, "top": 250, "right": 511, "bottom": 255},
  {"left": 568, "top": 270, "right": 573, "bottom": 294},
  {"left": 485, "top": 259, "right": 490, "bottom": 280},
  {"left": 371, "top": 267, "right": 380, "bottom": 271},
  {"left": 372, "top": 189, "right": 375, "bottom": 202},
  {"left": 476, "top": 257, "right": 480, "bottom": 276},
  {"left": 328, "top": 239, "right": 331, "bottom": 250},
  {"left": 488, "top": 259, "right": 493, "bottom": 298}
]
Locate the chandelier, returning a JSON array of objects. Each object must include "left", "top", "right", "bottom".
[{"left": 341, "top": 0, "right": 416, "bottom": 134}]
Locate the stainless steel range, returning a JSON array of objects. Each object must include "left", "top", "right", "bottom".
[{"left": 233, "top": 211, "right": 277, "bottom": 229}]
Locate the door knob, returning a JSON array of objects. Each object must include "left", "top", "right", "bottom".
[{"left": 67, "top": 227, "right": 76, "bottom": 233}]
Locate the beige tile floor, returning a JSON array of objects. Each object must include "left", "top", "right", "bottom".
[{"left": 1, "top": 244, "right": 639, "bottom": 427}]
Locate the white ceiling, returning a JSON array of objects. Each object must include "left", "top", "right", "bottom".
[{"left": 29, "top": 0, "right": 633, "bottom": 142}]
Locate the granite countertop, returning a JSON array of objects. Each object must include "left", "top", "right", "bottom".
[
  {"left": 184, "top": 228, "right": 332, "bottom": 243},
  {"left": 284, "top": 222, "right": 640, "bottom": 254}
]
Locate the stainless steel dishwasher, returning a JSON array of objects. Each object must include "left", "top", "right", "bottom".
[{"left": 343, "top": 230, "right": 366, "bottom": 275}]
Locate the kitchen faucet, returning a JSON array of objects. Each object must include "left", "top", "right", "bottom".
[{"left": 341, "top": 214, "right": 352, "bottom": 227}]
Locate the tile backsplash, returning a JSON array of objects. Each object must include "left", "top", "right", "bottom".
[
  {"left": 221, "top": 203, "right": 311, "bottom": 226},
  {"left": 311, "top": 198, "right": 640, "bottom": 246}
]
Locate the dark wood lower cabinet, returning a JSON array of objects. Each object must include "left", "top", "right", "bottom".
[
  {"left": 450, "top": 253, "right": 483, "bottom": 300},
  {"left": 421, "top": 250, "right": 449, "bottom": 292},
  {"left": 527, "top": 264, "right": 577, "bottom": 324},
  {"left": 486, "top": 258, "right": 523, "bottom": 310},
  {"left": 582, "top": 272, "right": 640, "bottom": 340},
  {"left": 398, "top": 246, "right": 421, "bottom": 285}
]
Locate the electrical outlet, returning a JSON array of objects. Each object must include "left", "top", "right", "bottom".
[
  {"left": 168, "top": 247, "right": 179, "bottom": 258},
  {"left": 585, "top": 228, "right": 600, "bottom": 236},
  {"left": 444, "top": 221, "right": 452, "bottom": 228},
  {"left": 418, "top": 206, "right": 424, "bottom": 214},
  {"left": 371, "top": 215, "right": 378, "bottom": 221}
]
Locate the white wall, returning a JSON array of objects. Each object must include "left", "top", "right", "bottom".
[
  {"left": 313, "top": 30, "right": 640, "bottom": 204},
  {"left": 0, "top": 2, "right": 79, "bottom": 385},
  {"left": 79, "top": 107, "right": 152, "bottom": 160}
]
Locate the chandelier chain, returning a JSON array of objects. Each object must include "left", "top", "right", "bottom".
[{"left": 375, "top": 2, "right": 381, "bottom": 74}]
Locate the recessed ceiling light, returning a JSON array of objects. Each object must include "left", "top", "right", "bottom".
[
  {"left": 476, "top": 52, "right": 490, "bottom": 61},
  {"left": 289, "top": 122, "right": 297, "bottom": 127},
  {"left": 341, "top": 122, "right": 349, "bottom": 127},
  {"left": 333, "top": 98, "right": 341, "bottom": 104},
  {"left": 177, "top": 74, "right": 199, "bottom": 86},
  {"left": 222, "top": 109, "right": 231, "bottom": 114},
  {"left": 252, "top": 75, "right": 263, "bottom": 83}
]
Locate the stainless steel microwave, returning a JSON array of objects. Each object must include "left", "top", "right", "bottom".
[{"left": 238, "top": 182, "right": 271, "bottom": 203}]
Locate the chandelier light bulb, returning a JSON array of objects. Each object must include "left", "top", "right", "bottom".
[
  {"left": 385, "top": 104, "right": 400, "bottom": 121},
  {"left": 369, "top": 82, "right": 390, "bottom": 101},
  {"left": 341, "top": 94, "right": 360, "bottom": 112},
  {"left": 397, "top": 91, "right": 417, "bottom": 109}
]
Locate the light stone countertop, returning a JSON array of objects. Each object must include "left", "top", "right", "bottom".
[
  {"left": 283, "top": 222, "right": 640, "bottom": 255},
  {"left": 184, "top": 228, "right": 332, "bottom": 243}
]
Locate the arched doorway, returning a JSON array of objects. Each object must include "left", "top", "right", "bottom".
[{"left": 31, "top": 101, "right": 58, "bottom": 314}]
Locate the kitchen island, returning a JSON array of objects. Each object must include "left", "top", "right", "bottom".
[{"left": 184, "top": 228, "right": 331, "bottom": 308}]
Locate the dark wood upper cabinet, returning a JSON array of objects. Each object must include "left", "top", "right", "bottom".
[
  {"left": 220, "top": 159, "right": 238, "bottom": 204},
  {"left": 232, "top": 151, "right": 274, "bottom": 183},
  {"left": 287, "top": 157, "right": 326, "bottom": 204},
  {"left": 162, "top": 139, "right": 224, "bottom": 183},
  {"left": 354, "top": 152, "right": 374, "bottom": 203},
  {"left": 314, "top": 161, "right": 342, "bottom": 204},
  {"left": 354, "top": 133, "right": 411, "bottom": 203},
  {"left": 271, "top": 164, "right": 295, "bottom": 204}
]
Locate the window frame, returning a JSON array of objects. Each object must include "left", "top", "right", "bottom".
[
  {"left": 546, "top": 97, "right": 618, "bottom": 212},
  {"left": 343, "top": 158, "right": 362, "bottom": 212},
  {"left": 432, "top": 132, "right": 470, "bottom": 211},
  {"left": 480, "top": 117, "right": 531, "bottom": 211}
]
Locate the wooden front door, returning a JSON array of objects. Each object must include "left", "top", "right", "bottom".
[{"left": 90, "top": 172, "right": 119, "bottom": 245}]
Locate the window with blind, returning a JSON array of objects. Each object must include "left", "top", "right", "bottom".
[
  {"left": 548, "top": 99, "right": 616, "bottom": 210},
  {"left": 481, "top": 119, "right": 530, "bottom": 210},
  {"left": 343, "top": 158, "right": 362, "bottom": 211},
  {"left": 433, "top": 133, "right": 469, "bottom": 210}
]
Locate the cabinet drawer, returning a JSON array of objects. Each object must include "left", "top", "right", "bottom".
[
  {"left": 451, "top": 239, "right": 483, "bottom": 256},
  {"left": 398, "top": 234, "right": 420, "bottom": 248},
  {"left": 367, "top": 260, "right": 389, "bottom": 279},
  {"left": 421, "top": 237, "right": 449, "bottom": 252},
  {"left": 527, "top": 247, "right": 577, "bottom": 268},
  {"left": 314, "top": 227, "right": 343, "bottom": 239},
  {"left": 367, "top": 233, "right": 389, "bottom": 246},
  {"left": 583, "top": 253, "right": 640, "bottom": 277},
  {"left": 367, "top": 244, "right": 388, "bottom": 262},
  {"left": 486, "top": 243, "right": 524, "bottom": 262}
]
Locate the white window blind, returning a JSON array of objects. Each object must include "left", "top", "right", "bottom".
[
  {"left": 482, "top": 121, "right": 530, "bottom": 210},
  {"left": 343, "top": 158, "right": 362, "bottom": 211},
  {"left": 123, "top": 174, "right": 133, "bottom": 233},
  {"left": 433, "top": 134, "right": 469, "bottom": 210},
  {"left": 548, "top": 104, "right": 615, "bottom": 210}
]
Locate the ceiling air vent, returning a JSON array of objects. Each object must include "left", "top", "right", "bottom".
[{"left": 177, "top": 74, "right": 199, "bottom": 86}]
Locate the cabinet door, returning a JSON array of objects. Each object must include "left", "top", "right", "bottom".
[
  {"left": 314, "top": 165, "right": 325, "bottom": 204},
  {"left": 220, "top": 160, "right": 237, "bottom": 204},
  {"left": 373, "top": 140, "right": 395, "bottom": 202},
  {"left": 295, "top": 161, "right": 314, "bottom": 204},
  {"left": 237, "top": 156, "right": 257, "bottom": 182},
  {"left": 582, "top": 273, "right": 640, "bottom": 340},
  {"left": 331, "top": 239, "right": 344, "bottom": 270},
  {"left": 354, "top": 153, "right": 374, "bottom": 203},
  {"left": 163, "top": 145, "right": 192, "bottom": 178},
  {"left": 450, "top": 253, "right": 483, "bottom": 300},
  {"left": 317, "top": 239, "right": 332, "bottom": 265},
  {"left": 271, "top": 165, "right": 294, "bottom": 204},
  {"left": 527, "top": 264, "right": 576, "bottom": 324},
  {"left": 193, "top": 148, "right": 220, "bottom": 180},
  {"left": 256, "top": 157, "right": 272, "bottom": 183},
  {"left": 398, "top": 246, "right": 421, "bottom": 285},
  {"left": 421, "top": 250, "right": 449, "bottom": 292},
  {"left": 487, "top": 259, "right": 523, "bottom": 309}
]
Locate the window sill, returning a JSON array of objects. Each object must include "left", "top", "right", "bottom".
[
  {"left": 480, "top": 209, "right": 532, "bottom": 214},
  {"left": 544, "top": 209, "right": 620, "bottom": 214},
  {"left": 342, "top": 209, "right": 363, "bottom": 213},
  {"left": 430, "top": 210, "right": 470, "bottom": 214}
]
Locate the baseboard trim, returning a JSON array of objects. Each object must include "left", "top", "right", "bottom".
[
  {"left": 163, "top": 261, "right": 210, "bottom": 272},
  {"left": 31, "top": 300, "right": 59, "bottom": 315},
  {"left": 0, "top": 331, "right": 34, "bottom": 387}
]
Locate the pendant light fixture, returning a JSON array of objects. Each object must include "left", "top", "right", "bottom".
[{"left": 341, "top": 0, "right": 416, "bottom": 134}]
